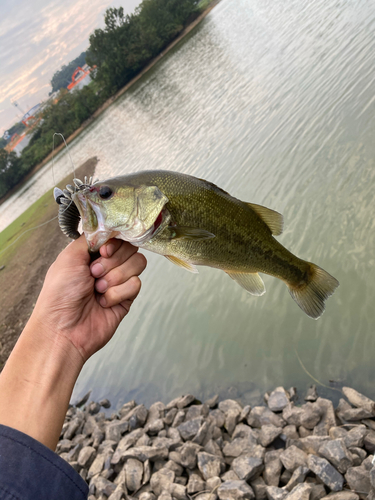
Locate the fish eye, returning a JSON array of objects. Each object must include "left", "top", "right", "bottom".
[{"left": 99, "top": 186, "right": 113, "bottom": 199}]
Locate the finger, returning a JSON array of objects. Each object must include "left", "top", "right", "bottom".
[
  {"left": 90, "top": 240, "right": 138, "bottom": 278},
  {"left": 99, "top": 276, "right": 142, "bottom": 308},
  {"left": 95, "top": 253, "right": 147, "bottom": 293},
  {"left": 100, "top": 238, "right": 123, "bottom": 259}
]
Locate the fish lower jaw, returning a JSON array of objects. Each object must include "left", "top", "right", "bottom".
[{"left": 85, "top": 230, "right": 120, "bottom": 252}]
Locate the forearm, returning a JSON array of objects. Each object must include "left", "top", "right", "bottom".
[{"left": 0, "top": 313, "right": 84, "bottom": 450}]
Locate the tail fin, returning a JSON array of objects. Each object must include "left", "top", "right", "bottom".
[{"left": 287, "top": 263, "right": 339, "bottom": 319}]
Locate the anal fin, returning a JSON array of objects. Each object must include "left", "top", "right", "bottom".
[
  {"left": 226, "top": 271, "right": 266, "bottom": 296},
  {"left": 165, "top": 255, "right": 199, "bottom": 274}
]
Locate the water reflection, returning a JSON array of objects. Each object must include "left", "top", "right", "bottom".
[{"left": 2, "top": 0, "right": 375, "bottom": 408}]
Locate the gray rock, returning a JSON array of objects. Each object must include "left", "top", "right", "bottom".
[
  {"left": 217, "top": 480, "right": 255, "bottom": 500},
  {"left": 232, "top": 456, "right": 264, "bottom": 482},
  {"left": 344, "top": 426, "right": 368, "bottom": 448},
  {"left": 309, "top": 483, "right": 327, "bottom": 500},
  {"left": 166, "top": 394, "right": 195, "bottom": 410},
  {"left": 90, "top": 476, "right": 117, "bottom": 496},
  {"left": 362, "top": 419, "right": 375, "bottom": 431},
  {"left": 284, "top": 466, "right": 309, "bottom": 491},
  {"left": 195, "top": 494, "right": 217, "bottom": 500},
  {"left": 313, "top": 399, "right": 337, "bottom": 436},
  {"left": 263, "top": 451, "right": 283, "bottom": 486},
  {"left": 280, "top": 425, "right": 299, "bottom": 441},
  {"left": 124, "top": 458, "right": 143, "bottom": 491},
  {"left": 120, "top": 445, "right": 169, "bottom": 462},
  {"left": 221, "top": 471, "right": 239, "bottom": 481},
  {"left": 158, "top": 490, "right": 173, "bottom": 500},
  {"left": 105, "top": 421, "right": 129, "bottom": 443},
  {"left": 187, "top": 473, "right": 206, "bottom": 493},
  {"left": 150, "top": 468, "right": 175, "bottom": 496},
  {"left": 248, "top": 407, "right": 285, "bottom": 429},
  {"left": 66, "top": 443, "right": 83, "bottom": 462},
  {"left": 299, "top": 426, "right": 312, "bottom": 438},
  {"left": 232, "top": 424, "right": 259, "bottom": 441},
  {"left": 300, "top": 403, "right": 322, "bottom": 430},
  {"left": 342, "top": 387, "right": 375, "bottom": 415},
  {"left": 110, "top": 428, "right": 145, "bottom": 464},
  {"left": 210, "top": 410, "right": 226, "bottom": 428},
  {"left": 88, "top": 402, "right": 101, "bottom": 415},
  {"left": 74, "top": 391, "right": 91, "bottom": 408},
  {"left": 88, "top": 454, "right": 106, "bottom": 478},
  {"left": 267, "top": 387, "right": 290, "bottom": 412},
  {"left": 225, "top": 409, "right": 241, "bottom": 436},
  {"left": 64, "top": 417, "right": 82, "bottom": 440},
  {"left": 194, "top": 421, "right": 210, "bottom": 445},
  {"left": 198, "top": 452, "right": 224, "bottom": 480},
  {"left": 57, "top": 439, "right": 73, "bottom": 453},
  {"left": 180, "top": 442, "right": 202, "bottom": 469},
  {"left": 307, "top": 454, "right": 344, "bottom": 492},
  {"left": 264, "top": 486, "right": 288, "bottom": 499},
  {"left": 99, "top": 399, "right": 111, "bottom": 408},
  {"left": 173, "top": 410, "right": 186, "bottom": 428},
  {"left": 305, "top": 385, "right": 318, "bottom": 402},
  {"left": 280, "top": 445, "right": 308, "bottom": 472},
  {"left": 282, "top": 404, "right": 304, "bottom": 427},
  {"left": 318, "top": 439, "right": 353, "bottom": 474},
  {"left": 371, "top": 466, "right": 375, "bottom": 488},
  {"left": 240, "top": 406, "right": 252, "bottom": 423},
  {"left": 118, "top": 400, "right": 136, "bottom": 419},
  {"left": 107, "top": 488, "right": 126, "bottom": 500},
  {"left": 219, "top": 400, "right": 243, "bottom": 414},
  {"left": 143, "top": 459, "right": 151, "bottom": 485},
  {"left": 364, "top": 429, "right": 375, "bottom": 452},
  {"left": 207, "top": 476, "right": 222, "bottom": 491},
  {"left": 164, "top": 408, "right": 178, "bottom": 425},
  {"left": 288, "top": 436, "right": 330, "bottom": 455},
  {"left": 348, "top": 446, "right": 366, "bottom": 465},
  {"left": 78, "top": 446, "right": 96, "bottom": 468},
  {"left": 223, "top": 438, "right": 258, "bottom": 458},
  {"left": 286, "top": 483, "right": 312, "bottom": 499},
  {"left": 206, "top": 395, "right": 219, "bottom": 408},
  {"left": 170, "top": 483, "right": 188, "bottom": 500},
  {"left": 345, "top": 466, "right": 372, "bottom": 498},
  {"left": 145, "top": 418, "right": 164, "bottom": 435},
  {"left": 320, "top": 492, "right": 360, "bottom": 499},
  {"left": 259, "top": 425, "right": 282, "bottom": 447},
  {"left": 250, "top": 477, "right": 267, "bottom": 500},
  {"left": 205, "top": 439, "right": 223, "bottom": 458},
  {"left": 186, "top": 405, "right": 206, "bottom": 421}
]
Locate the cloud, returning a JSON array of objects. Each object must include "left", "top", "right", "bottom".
[{"left": 0, "top": 0, "right": 141, "bottom": 132}]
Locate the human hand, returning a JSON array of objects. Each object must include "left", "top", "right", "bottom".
[{"left": 32, "top": 235, "right": 147, "bottom": 363}]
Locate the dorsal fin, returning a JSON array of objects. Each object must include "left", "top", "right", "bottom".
[{"left": 246, "top": 203, "right": 284, "bottom": 236}]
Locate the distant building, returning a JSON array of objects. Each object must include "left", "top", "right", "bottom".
[{"left": 67, "top": 64, "right": 94, "bottom": 91}]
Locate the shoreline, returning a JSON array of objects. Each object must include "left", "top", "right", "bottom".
[
  {"left": 59, "top": 383, "right": 375, "bottom": 499},
  {"left": 0, "top": 0, "right": 221, "bottom": 207}
]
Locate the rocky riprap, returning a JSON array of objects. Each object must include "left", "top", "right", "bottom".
[{"left": 57, "top": 386, "right": 375, "bottom": 500}]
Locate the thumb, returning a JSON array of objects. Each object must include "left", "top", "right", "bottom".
[{"left": 62, "top": 234, "right": 91, "bottom": 266}]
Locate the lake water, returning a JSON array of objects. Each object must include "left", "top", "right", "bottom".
[{"left": 1, "top": 0, "right": 375, "bottom": 409}]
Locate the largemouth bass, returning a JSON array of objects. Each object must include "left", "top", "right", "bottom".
[{"left": 56, "top": 170, "right": 339, "bottom": 319}]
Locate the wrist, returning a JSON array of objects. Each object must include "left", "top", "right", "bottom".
[{"left": 0, "top": 313, "right": 84, "bottom": 450}]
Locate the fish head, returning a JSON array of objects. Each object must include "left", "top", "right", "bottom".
[{"left": 72, "top": 178, "right": 169, "bottom": 252}]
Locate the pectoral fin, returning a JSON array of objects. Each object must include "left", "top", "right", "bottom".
[
  {"left": 246, "top": 203, "right": 283, "bottom": 236},
  {"left": 226, "top": 271, "right": 266, "bottom": 296},
  {"left": 165, "top": 255, "right": 199, "bottom": 273},
  {"left": 169, "top": 226, "right": 215, "bottom": 241}
]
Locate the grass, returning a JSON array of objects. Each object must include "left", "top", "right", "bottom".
[{"left": 0, "top": 188, "right": 56, "bottom": 267}]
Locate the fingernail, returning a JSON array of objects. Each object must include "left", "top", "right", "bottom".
[
  {"left": 91, "top": 262, "right": 104, "bottom": 277},
  {"left": 100, "top": 296, "right": 107, "bottom": 307},
  {"left": 106, "top": 243, "right": 115, "bottom": 257},
  {"left": 95, "top": 279, "right": 108, "bottom": 293}
]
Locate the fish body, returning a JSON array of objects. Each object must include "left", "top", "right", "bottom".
[{"left": 67, "top": 170, "right": 338, "bottom": 319}]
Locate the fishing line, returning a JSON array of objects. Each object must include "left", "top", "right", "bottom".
[
  {"left": 52, "top": 132, "right": 76, "bottom": 184},
  {"left": 294, "top": 347, "right": 342, "bottom": 394},
  {"left": 0, "top": 134, "right": 77, "bottom": 259}
]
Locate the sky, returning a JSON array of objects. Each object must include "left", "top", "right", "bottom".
[{"left": 0, "top": 0, "right": 141, "bottom": 135}]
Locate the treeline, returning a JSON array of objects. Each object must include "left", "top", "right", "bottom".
[
  {"left": 0, "top": 0, "right": 203, "bottom": 200},
  {"left": 50, "top": 52, "right": 87, "bottom": 93}
]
